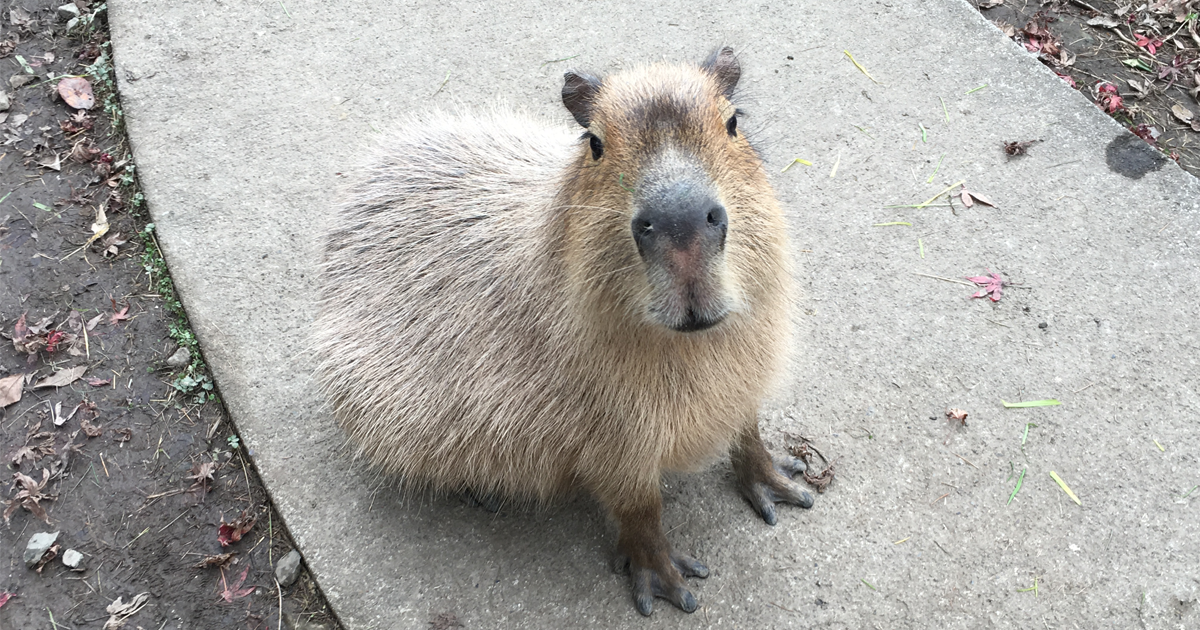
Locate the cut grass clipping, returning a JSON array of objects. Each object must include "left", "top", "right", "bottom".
[
  {"left": 1007, "top": 467, "right": 1027, "bottom": 505},
  {"left": 1049, "top": 471, "right": 1081, "bottom": 506},
  {"left": 1002, "top": 399, "right": 1061, "bottom": 408}
]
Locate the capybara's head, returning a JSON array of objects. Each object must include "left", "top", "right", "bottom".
[{"left": 559, "top": 47, "right": 784, "bottom": 335}]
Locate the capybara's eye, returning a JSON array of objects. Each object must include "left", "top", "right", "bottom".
[
  {"left": 588, "top": 133, "right": 604, "bottom": 160},
  {"left": 725, "top": 114, "right": 738, "bottom": 138}
]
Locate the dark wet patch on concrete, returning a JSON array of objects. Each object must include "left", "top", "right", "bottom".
[{"left": 1106, "top": 133, "right": 1167, "bottom": 180}]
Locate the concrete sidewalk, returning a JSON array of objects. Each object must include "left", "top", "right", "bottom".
[{"left": 108, "top": 0, "right": 1199, "bottom": 627}]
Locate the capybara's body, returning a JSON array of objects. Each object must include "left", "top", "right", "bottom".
[{"left": 314, "top": 48, "right": 813, "bottom": 616}]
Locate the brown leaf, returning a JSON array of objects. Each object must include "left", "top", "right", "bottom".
[
  {"left": 960, "top": 188, "right": 998, "bottom": 208},
  {"left": 86, "top": 377, "right": 110, "bottom": 387},
  {"left": 1003, "top": 139, "right": 1040, "bottom": 157},
  {"left": 33, "top": 365, "right": 86, "bottom": 389},
  {"left": 110, "top": 299, "right": 131, "bottom": 326},
  {"left": 33, "top": 543, "right": 60, "bottom": 574},
  {"left": 79, "top": 400, "right": 102, "bottom": 437},
  {"left": 1172, "top": 103, "right": 1195, "bottom": 124},
  {"left": 3, "top": 468, "right": 53, "bottom": 525},
  {"left": 218, "top": 510, "right": 257, "bottom": 547},
  {"left": 193, "top": 552, "right": 236, "bottom": 569},
  {"left": 114, "top": 427, "right": 132, "bottom": 443},
  {"left": 0, "top": 374, "right": 23, "bottom": 407},
  {"left": 946, "top": 408, "right": 969, "bottom": 426},
  {"left": 187, "top": 461, "right": 219, "bottom": 494},
  {"left": 57, "top": 77, "right": 95, "bottom": 110}
]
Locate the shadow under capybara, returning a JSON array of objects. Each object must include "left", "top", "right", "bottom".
[{"left": 312, "top": 46, "right": 813, "bottom": 616}]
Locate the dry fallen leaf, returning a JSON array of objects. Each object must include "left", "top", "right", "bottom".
[
  {"left": 0, "top": 374, "right": 23, "bottom": 408},
  {"left": 78, "top": 401, "right": 102, "bottom": 437},
  {"left": 33, "top": 365, "right": 86, "bottom": 389},
  {"left": 3, "top": 468, "right": 53, "bottom": 525},
  {"left": 193, "top": 552, "right": 236, "bottom": 569},
  {"left": 959, "top": 188, "right": 998, "bottom": 208},
  {"left": 1003, "top": 139, "right": 1041, "bottom": 157},
  {"left": 57, "top": 77, "right": 95, "bottom": 110},
  {"left": 1172, "top": 103, "right": 1195, "bottom": 124},
  {"left": 110, "top": 299, "right": 131, "bottom": 326},
  {"left": 218, "top": 510, "right": 257, "bottom": 547},
  {"left": 218, "top": 566, "right": 255, "bottom": 602},
  {"left": 103, "top": 592, "right": 150, "bottom": 630}
]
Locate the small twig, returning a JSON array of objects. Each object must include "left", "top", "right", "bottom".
[
  {"left": 431, "top": 71, "right": 451, "bottom": 97},
  {"left": 931, "top": 492, "right": 951, "bottom": 505},
  {"left": 158, "top": 508, "right": 189, "bottom": 533},
  {"left": 955, "top": 453, "right": 979, "bottom": 469},
  {"left": 932, "top": 539, "right": 951, "bottom": 555},
  {"left": 1072, "top": 381, "right": 1095, "bottom": 394},
  {"left": 912, "top": 272, "right": 976, "bottom": 287},
  {"left": 985, "top": 318, "right": 1011, "bottom": 328},
  {"left": 100, "top": 452, "right": 109, "bottom": 477},
  {"left": 123, "top": 527, "right": 150, "bottom": 549},
  {"left": 275, "top": 578, "right": 283, "bottom": 630},
  {"left": 768, "top": 601, "right": 802, "bottom": 613},
  {"left": 1067, "top": 0, "right": 1100, "bottom": 12}
]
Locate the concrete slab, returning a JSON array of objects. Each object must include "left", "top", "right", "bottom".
[{"left": 108, "top": 0, "right": 1200, "bottom": 627}]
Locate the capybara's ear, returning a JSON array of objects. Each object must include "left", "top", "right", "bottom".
[
  {"left": 562, "top": 71, "right": 602, "bottom": 128},
  {"left": 702, "top": 47, "right": 740, "bottom": 98}
]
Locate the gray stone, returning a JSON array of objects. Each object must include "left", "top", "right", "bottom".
[
  {"left": 165, "top": 346, "right": 191, "bottom": 368},
  {"left": 0, "top": 91, "right": 10, "bottom": 112},
  {"left": 8, "top": 75, "right": 35, "bottom": 89},
  {"left": 61, "top": 548, "right": 84, "bottom": 570},
  {"left": 65, "top": 16, "right": 79, "bottom": 32},
  {"left": 274, "top": 549, "right": 302, "bottom": 587},
  {"left": 57, "top": 3, "right": 81, "bottom": 21},
  {"left": 24, "top": 531, "right": 59, "bottom": 568}
]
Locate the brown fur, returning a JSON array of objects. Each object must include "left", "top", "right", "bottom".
[{"left": 313, "top": 49, "right": 799, "bottom": 614}]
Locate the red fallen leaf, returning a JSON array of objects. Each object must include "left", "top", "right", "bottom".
[
  {"left": 86, "top": 377, "right": 110, "bottom": 387},
  {"left": 1055, "top": 72, "right": 1077, "bottom": 88},
  {"left": 966, "top": 269, "right": 1008, "bottom": 302},
  {"left": 44, "top": 330, "right": 67, "bottom": 353},
  {"left": 110, "top": 299, "right": 131, "bottom": 326},
  {"left": 0, "top": 591, "right": 13, "bottom": 609},
  {"left": 218, "top": 566, "right": 255, "bottom": 602},
  {"left": 1096, "top": 83, "right": 1124, "bottom": 113},
  {"left": 1130, "top": 124, "right": 1159, "bottom": 144},
  {"left": 1133, "top": 34, "right": 1163, "bottom": 55},
  {"left": 57, "top": 77, "right": 95, "bottom": 110},
  {"left": 218, "top": 510, "right": 257, "bottom": 547}
]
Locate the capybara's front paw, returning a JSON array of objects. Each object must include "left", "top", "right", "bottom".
[
  {"left": 737, "top": 455, "right": 814, "bottom": 525},
  {"left": 616, "top": 549, "right": 709, "bottom": 616}
]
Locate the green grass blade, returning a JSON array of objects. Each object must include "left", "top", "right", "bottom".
[{"left": 1002, "top": 399, "right": 1061, "bottom": 408}]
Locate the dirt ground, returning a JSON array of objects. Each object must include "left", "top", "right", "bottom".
[
  {"left": 0, "top": 1, "right": 340, "bottom": 628},
  {"left": 976, "top": 0, "right": 1200, "bottom": 177}
]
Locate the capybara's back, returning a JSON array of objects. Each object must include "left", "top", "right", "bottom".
[{"left": 313, "top": 48, "right": 816, "bottom": 616}]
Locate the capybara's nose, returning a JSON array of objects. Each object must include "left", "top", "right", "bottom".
[{"left": 631, "top": 182, "right": 727, "bottom": 257}]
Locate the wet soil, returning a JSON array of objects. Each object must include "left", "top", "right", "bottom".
[
  {"left": 0, "top": 1, "right": 339, "bottom": 628},
  {"left": 976, "top": 0, "right": 1200, "bottom": 177}
]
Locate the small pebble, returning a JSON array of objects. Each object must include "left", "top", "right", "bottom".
[
  {"left": 62, "top": 549, "right": 84, "bottom": 570},
  {"left": 24, "top": 531, "right": 60, "bottom": 568},
  {"left": 9, "top": 75, "right": 36, "bottom": 89},
  {"left": 166, "top": 346, "right": 192, "bottom": 368},
  {"left": 57, "top": 3, "right": 80, "bottom": 21},
  {"left": 0, "top": 91, "right": 10, "bottom": 112},
  {"left": 275, "top": 549, "right": 303, "bottom": 587}
]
